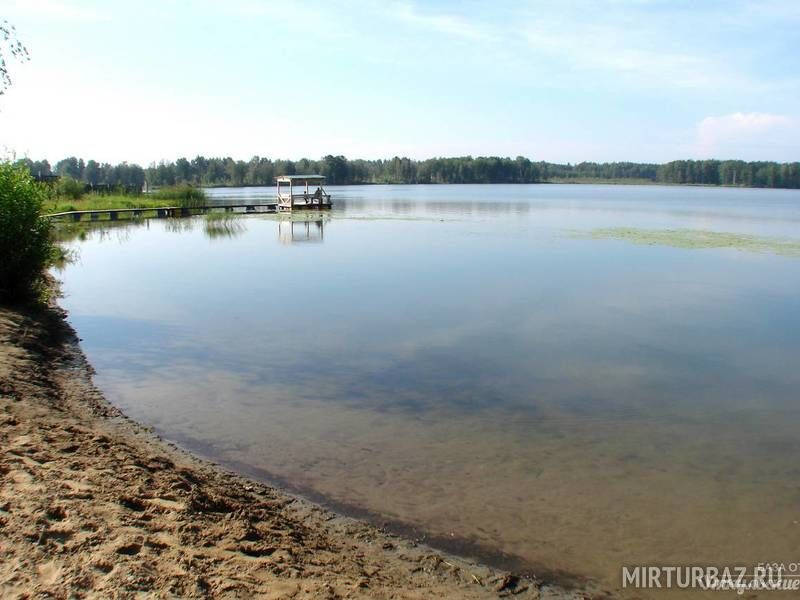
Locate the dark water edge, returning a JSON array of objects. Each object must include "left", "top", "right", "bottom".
[{"left": 161, "top": 426, "right": 605, "bottom": 594}]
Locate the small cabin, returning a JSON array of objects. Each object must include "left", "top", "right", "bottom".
[{"left": 275, "top": 175, "right": 332, "bottom": 211}]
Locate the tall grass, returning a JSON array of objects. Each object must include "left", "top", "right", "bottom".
[
  {"left": 43, "top": 182, "right": 207, "bottom": 213},
  {"left": 0, "top": 163, "right": 57, "bottom": 303},
  {"left": 46, "top": 194, "right": 167, "bottom": 214},
  {"left": 152, "top": 184, "right": 207, "bottom": 208}
]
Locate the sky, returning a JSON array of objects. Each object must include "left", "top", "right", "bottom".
[{"left": 0, "top": 0, "right": 798, "bottom": 165}]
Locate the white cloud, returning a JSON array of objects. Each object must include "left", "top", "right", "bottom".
[
  {"left": 0, "top": 0, "right": 108, "bottom": 21},
  {"left": 694, "top": 113, "right": 798, "bottom": 159},
  {"left": 390, "top": 1, "right": 491, "bottom": 41},
  {"left": 512, "top": 1, "right": 800, "bottom": 94},
  {"left": 522, "top": 20, "right": 728, "bottom": 90}
]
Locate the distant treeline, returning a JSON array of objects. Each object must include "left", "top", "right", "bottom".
[
  {"left": 18, "top": 157, "right": 145, "bottom": 191},
  {"left": 16, "top": 155, "right": 800, "bottom": 190}
]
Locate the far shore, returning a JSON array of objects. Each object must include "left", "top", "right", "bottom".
[
  {"left": 198, "top": 179, "right": 782, "bottom": 189},
  {"left": 45, "top": 178, "right": 796, "bottom": 217}
]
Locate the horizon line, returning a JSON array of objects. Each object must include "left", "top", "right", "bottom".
[{"left": 11, "top": 154, "right": 800, "bottom": 167}]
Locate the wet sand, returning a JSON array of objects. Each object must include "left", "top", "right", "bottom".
[{"left": 0, "top": 301, "right": 589, "bottom": 599}]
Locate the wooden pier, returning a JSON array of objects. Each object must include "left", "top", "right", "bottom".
[
  {"left": 46, "top": 203, "right": 280, "bottom": 222},
  {"left": 46, "top": 175, "right": 333, "bottom": 222}
]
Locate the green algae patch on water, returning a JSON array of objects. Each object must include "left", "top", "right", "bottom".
[{"left": 571, "top": 228, "right": 800, "bottom": 257}]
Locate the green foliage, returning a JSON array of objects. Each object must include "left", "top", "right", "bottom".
[
  {"left": 15, "top": 155, "right": 800, "bottom": 189},
  {"left": 1, "top": 20, "right": 29, "bottom": 95},
  {"left": 56, "top": 176, "right": 85, "bottom": 200},
  {"left": 656, "top": 159, "right": 800, "bottom": 188},
  {"left": 45, "top": 194, "right": 167, "bottom": 215},
  {"left": 144, "top": 155, "right": 549, "bottom": 186},
  {"left": 15, "top": 157, "right": 145, "bottom": 192},
  {"left": 0, "top": 163, "right": 56, "bottom": 302},
  {"left": 55, "top": 156, "right": 84, "bottom": 179},
  {"left": 546, "top": 161, "right": 659, "bottom": 182},
  {"left": 135, "top": 155, "right": 800, "bottom": 189},
  {"left": 153, "top": 184, "right": 206, "bottom": 208}
]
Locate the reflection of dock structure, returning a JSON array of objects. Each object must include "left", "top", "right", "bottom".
[
  {"left": 278, "top": 216, "right": 325, "bottom": 244},
  {"left": 276, "top": 175, "right": 332, "bottom": 211}
]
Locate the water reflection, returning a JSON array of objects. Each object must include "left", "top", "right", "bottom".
[
  {"left": 54, "top": 218, "right": 148, "bottom": 243},
  {"left": 278, "top": 215, "right": 326, "bottom": 244},
  {"left": 204, "top": 214, "right": 246, "bottom": 240},
  {"left": 58, "top": 184, "right": 800, "bottom": 598},
  {"left": 164, "top": 218, "right": 195, "bottom": 234},
  {"left": 54, "top": 212, "right": 330, "bottom": 247}
]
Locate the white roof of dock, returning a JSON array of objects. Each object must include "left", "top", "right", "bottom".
[{"left": 275, "top": 174, "right": 326, "bottom": 183}]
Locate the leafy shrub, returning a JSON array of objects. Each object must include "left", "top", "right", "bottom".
[
  {"left": 56, "top": 176, "right": 85, "bottom": 200},
  {"left": 153, "top": 184, "right": 206, "bottom": 208},
  {"left": 0, "top": 163, "right": 56, "bottom": 302}
]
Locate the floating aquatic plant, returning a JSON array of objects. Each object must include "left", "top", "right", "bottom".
[{"left": 571, "top": 228, "right": 800, "bottom": 257}]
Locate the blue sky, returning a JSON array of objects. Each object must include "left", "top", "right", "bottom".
[{"left": 1, "top": 0, "right": 798, "bottom": 164}]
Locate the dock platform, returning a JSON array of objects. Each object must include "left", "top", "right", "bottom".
[{"left": 46, "top": 204, "right": 282, "bottom": 222}]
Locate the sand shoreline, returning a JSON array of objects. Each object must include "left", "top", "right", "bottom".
[{"left": 0, "top": 301, "right": 592, "bottom": 599}]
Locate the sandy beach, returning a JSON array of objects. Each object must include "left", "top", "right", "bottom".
[{"left": 0, "top": 300, "right": 588, "bottom": 599}]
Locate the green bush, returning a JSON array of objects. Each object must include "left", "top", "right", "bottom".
[
  {"left": 0, "top": 163, "right": 56, "bottom": 302},
  {"left": 56, "top": 176, "right": 85, "bottom": 200},
  {"left": 153, "top": 184, "right": 206, "bottom": 208}
]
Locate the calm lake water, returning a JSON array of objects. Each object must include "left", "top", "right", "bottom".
[{"left": 58, "top": 184, "right": 800, "bottom": 596}]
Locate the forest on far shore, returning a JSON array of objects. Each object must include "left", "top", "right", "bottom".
[{"left": 15, "top": 155, "right": 800, "bottom": 190}]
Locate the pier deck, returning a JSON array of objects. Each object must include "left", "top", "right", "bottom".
[{"left": 46, "top": 203, "right": 281, "bottom": 222}]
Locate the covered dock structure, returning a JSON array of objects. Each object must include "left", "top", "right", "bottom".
[{"left": 275, "top": 175, "right": 332, "bottom": 211}]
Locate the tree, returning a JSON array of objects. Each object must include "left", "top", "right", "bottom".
[
  {"left": 175, "top": 157, "right": 194, "bottom": 183},
  {"left": 1, "top": 21, "right": 29, "bottom": 95},
  {"left": 83, "top": 160, "right": 101, "bottom": 187},
  {"left": 13, "top": 154, "right": 800, "bottom": 190},
  {"left": 55, "top": 156, "right": 84, "bottom": 180},
  {"left": 191, "top": 155, "right": 208, "bottom": 184},
  {"left": 321, "top": 155, "right": 348, "bottom": 184},
  {"left": 0, "top": 163, "right": 55, "bottom": 302}
]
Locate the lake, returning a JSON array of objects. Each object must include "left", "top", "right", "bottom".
[{"left": 57, "top": 184, "right": 800, "bottom": 596}]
